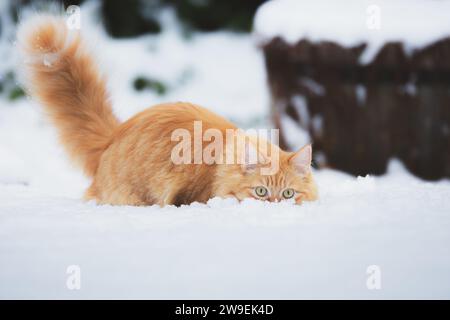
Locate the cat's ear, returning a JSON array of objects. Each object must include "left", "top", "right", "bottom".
[{"left": 289, "top": 144, "right": 312, "bottom": 175}]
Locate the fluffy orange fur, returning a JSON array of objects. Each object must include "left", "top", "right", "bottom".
[{"left": 17, "top": 15, "right": 317, "bottom": 206}]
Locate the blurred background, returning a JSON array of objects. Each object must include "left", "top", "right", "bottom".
[
  {"left": 0, "top": 0, "right": 449, "bottom": 193},
  {"left": 0, "top": 0, "right": 270, "bottom": 123}
]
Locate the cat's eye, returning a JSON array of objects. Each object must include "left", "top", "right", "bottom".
[
  {"left": 282, "top": 188, "right": 295, "bottom": 199},
  {"left": 254, "top": 186, "right": 268, "bottom": 197}
]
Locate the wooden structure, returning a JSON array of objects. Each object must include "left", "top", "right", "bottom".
[{"left": 263, "top": 37, "right": 450, "bottom": 180}]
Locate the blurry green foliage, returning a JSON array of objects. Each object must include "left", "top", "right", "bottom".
[
  {"left": 133, "top": 76, "right": 168, "bottom": 95},
  {"left": 100, "top": 0, "right": 268, "bottom": 38},
  {"left": 163, "top": 0, "right": 267, "bottom": 32},
  {"left": 8, "top": 87, "right": 25, "bottom": 101},
  {"left": 0, "top": 71, "right": 25, "bottom": 102},
  {"left": 7, "top": 0, "right": 268, "bottom": 37},
  {"left": 101, "top": 0, "right": 162, "bottom": 38}
]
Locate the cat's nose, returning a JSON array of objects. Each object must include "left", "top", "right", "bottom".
[{"left": 269, "top": 197, "right": 279, "bottom": 202}]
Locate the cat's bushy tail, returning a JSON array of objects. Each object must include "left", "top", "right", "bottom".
[{"left": 17, "top": 14, "right": 119, "bottom": 177}]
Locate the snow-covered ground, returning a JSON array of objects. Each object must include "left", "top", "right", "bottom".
[
  {"left": 1, "top": 2, "right": 450, "bottom": 299},
  {"left": 1, "top": 158, "right": 450, "bottom": 299}
]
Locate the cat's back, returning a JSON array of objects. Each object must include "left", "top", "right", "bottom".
[{"left": 116, "top": 102, "right": 237, "bottom": 138}]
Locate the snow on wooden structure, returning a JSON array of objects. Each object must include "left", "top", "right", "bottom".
[{"left": 255, "top": 0, "right": 450, "bottom": 180}]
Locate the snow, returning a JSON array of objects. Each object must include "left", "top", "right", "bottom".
[
  {"left": 356, "top": 85, "right": 367, "bottom": 105},
  {"left": 291, "top": 95, "right": 310, "bottom": 128},
  {"left": 299, "top": 77, "right": 325, "bottom": 96},
  {"left": 1, "top": 160, "right": 450, "bottom": 299},
  {"left": 280, "top": 113, "right": 310, "bottom": 151},
  {"left": 254, "top": 0, "right": 450, "bottom": 63},
  {"left": 1, "top": 2, "right": 450, "bottom": 299}
]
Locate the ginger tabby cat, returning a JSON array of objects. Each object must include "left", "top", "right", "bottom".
[{"left": 17, "top": 14, "right": 317, "bottom": 206}]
